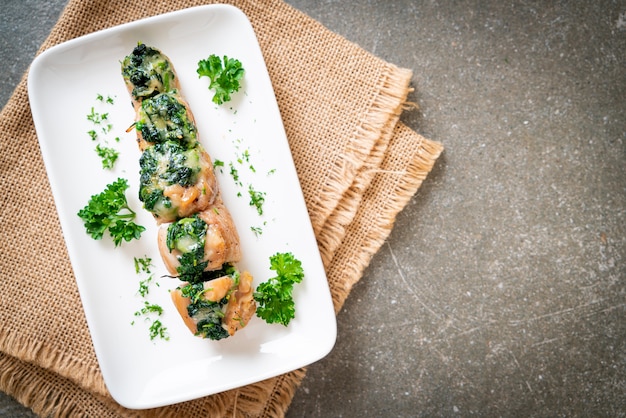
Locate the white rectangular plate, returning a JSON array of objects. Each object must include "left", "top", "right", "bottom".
[{"left": 28, "top": 4, "right": 336, "bottom": 409}]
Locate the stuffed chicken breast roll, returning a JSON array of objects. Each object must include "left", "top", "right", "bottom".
[
  {"left": 121, "top": 43, "right": 181, "bottom": 109},
  {"left": 139, "top": 140, "right": 219, "bottom": 223},
  {"left": 170, "top": 269, "right": 255, "bottom": 340},
  {"left": 157, "top": 202, "right": 242, "bottom": 281},
  {"left": 134, "top": 92, "right": 199, "bottom": 151}
]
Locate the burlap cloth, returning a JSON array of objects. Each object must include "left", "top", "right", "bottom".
[{"left": 0, "top": 0, "right": 443, "bottom": 416}]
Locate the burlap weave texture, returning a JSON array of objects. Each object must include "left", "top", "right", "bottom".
[{"left": 0, "top": 0, "right": 443, "bottom": 416}]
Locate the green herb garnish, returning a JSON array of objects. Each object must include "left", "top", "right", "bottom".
[
  {"left": 95, "top": 144, "right": 119, "bottom": 169},
  {"left": 134, "top": 256, "right": 153, "bottom": 274},
  {"left": 248, "top": 184, "right": 266, "bottom": 215},
  {"left": 77, "top": 178, "right": 145, "bottom": 246},
  {"left": 197, "top": 54, "right": 245, "bottom": 105},
  {"left": 213, "top": 159, "right": 225, "bottom": 173},
  {"left": 96, "top": 93, "right": 115, "bottom": 104},
  {"left": 137, "top": 275, "right": 153, "bottom": 298},
  {"left": 133, "top": 301, "right": 169, "bottom": 341},
  {"left": 149, "top": 319, "right": 169, "bottom": 341},
  {"left": 253, "top": 252, "right": 304, "bottom": 326},
  {"left": 135, "top": 301, "right": 164, "bottom": 316}
]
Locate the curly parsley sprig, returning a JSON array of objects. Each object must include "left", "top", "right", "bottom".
[
  {"left": 253, "top": 252, "right": 304, "bottom": 326},
  {"left": 197, "top": 55, "right": 244, "bottom": 105},
  {"left": 77, "top": 178, "right": 145, "bottom": 246}
]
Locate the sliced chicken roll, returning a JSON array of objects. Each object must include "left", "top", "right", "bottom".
[
  {"left": 170, "top": 269, "right": 255, "bottom": 340},
  {"left": 121, "top": 42, "right": 181, "bottom": 108},
  {"left": 139, "top": 140, "right": 218, "bottom": 223},
  {"left": 135, "top": 92, "right": 199, "bottom": 151},
  {"left": 157, "top": 202, "right": 242, "bottom": 282}
]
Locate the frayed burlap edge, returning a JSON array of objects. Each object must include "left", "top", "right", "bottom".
[
  {"left": 309, "top": 63, "right": 413, "bottom": 239},
  {"left": 223, "top": 369, "right": 307, "bottom": 418},
  {"left": 326, "top": 123, "right": 444, "bottom": 313},
  {"left": 0, "top": 352, "right": 127, "bottom": 418},
  {"left": 0, "top": 328, "right": 107, "bottom": 399},
  {"left": 315, "top": 65, "right": 412, "bottom": 268}
]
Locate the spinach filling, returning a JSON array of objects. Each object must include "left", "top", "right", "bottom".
[
  {"left": 138, "top": 141, "right": 203, "bottom": 218},
  {"left": 178, "top": 264, "right": 240, "bottom": 340},
  {"left": 166, "top": 215, "right": 208, "bottom": 283},
  {"left": 136, "top": 93, "right": 198, "bottom": 148},
  {"left": 188, "top": 298, "right": 230, "bottom": 340},
  {"left": 121, "top": 43, "right": 176, "bottom": 100}
]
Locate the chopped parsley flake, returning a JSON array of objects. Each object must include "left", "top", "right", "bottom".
[
  {"left": 87, "top": 93, "right": 120, "bottom": 169},
  {"left": 149, "top": 320, "right": 169, "bottom": 341},
  {"left": 248, "top": 185, "right": 266, "bottom": 215},
  {"left": 213, "top": 159, "right": 225, "bottom": 173},
  {"left": 135, "top": 301, "right": 164, "bottom": 316},
  {"left": 134, "top": 256, "right": 153, "bottom": 274},
  {"left": 229, "top": 162, "right": 242, "bottom": 187},
  {"left": 133, "top": 301, "right": 170, "bottom": 341},
  {"left": 95, "top": 144, "right": 119, "bottom": 169},
  {"left": 96, "top": 93, "right": 115, "bottom": 104},
  {"left": 87, "top": 107, "right": 109, "bottom": 124},
  {"left": 137, "top": 275, "right": 152, "bottom": 298},
  {"left": 131, "top": 256, "right": 168, "bottom": 340}
]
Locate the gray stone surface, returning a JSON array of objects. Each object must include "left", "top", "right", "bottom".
[{"left": 1, "top": 1, "right": 625, "bottom": 416}]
